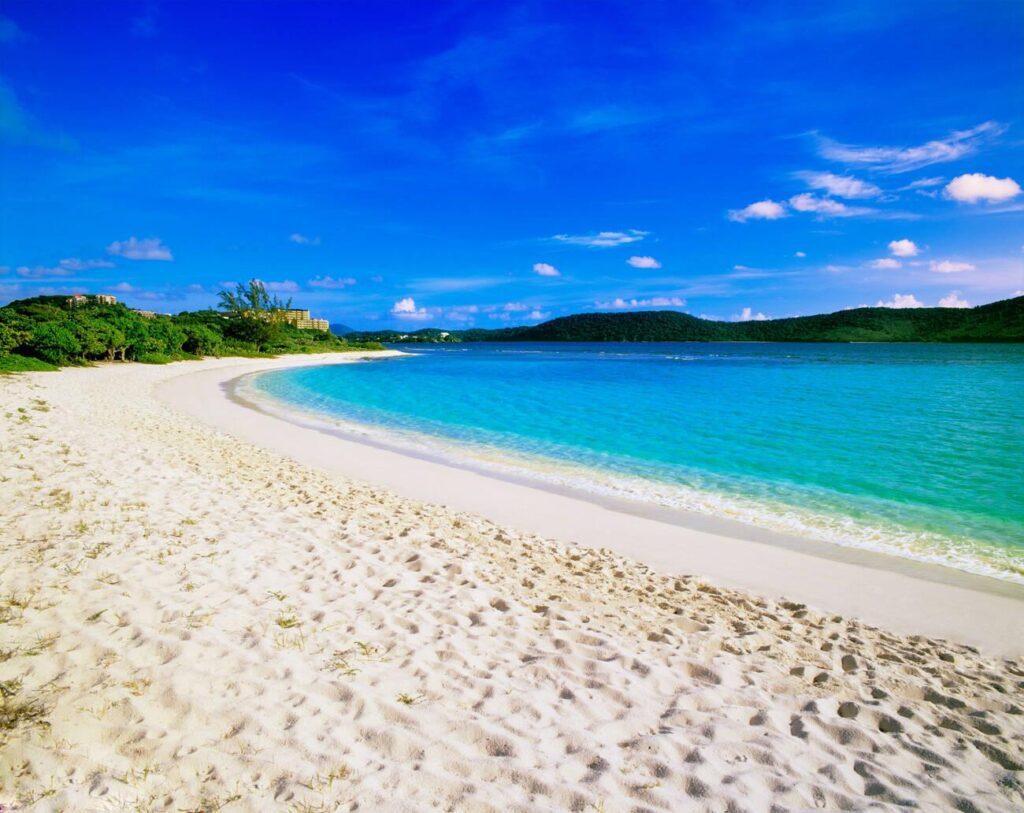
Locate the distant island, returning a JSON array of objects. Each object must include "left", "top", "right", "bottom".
[{"left": 345, "top": 295, "right": 1024, "bottom": 344}]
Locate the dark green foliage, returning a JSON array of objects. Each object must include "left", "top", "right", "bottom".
[
  {"left": 345, "top": 327, "right": 463, "bottom": 344},
  {"left": 30, "top": 322, "right": 82, "bottom": 364},
  {"left": 346, "top": 296, "right": 1024, "bottom": 344},
  {"left": 0, "top": 354, "right": 57, "bottom": 374},
  {"left": 136, "top": 352, "right": 178, "bottom": 364},
  {"left": 181, "top": 322, "right": 222, "bottom": 356},
  {"left": 0, "top": 286, "right": 385, "bottom": 371}
]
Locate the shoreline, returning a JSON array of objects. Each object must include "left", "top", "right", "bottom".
[
  {"left": 158, "top": 353, "right": 1024, "bottom": 657},
  {"left": 4, "top": 353, "right": 1022, "bottom": 810}
]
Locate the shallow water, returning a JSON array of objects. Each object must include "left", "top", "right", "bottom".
[{"left": 249, "top": 342, "right": 1024, "bottom": 583}]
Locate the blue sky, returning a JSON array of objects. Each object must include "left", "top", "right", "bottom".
[{"left": 1, "top": 0, "right": 1021, "bottom": 328}]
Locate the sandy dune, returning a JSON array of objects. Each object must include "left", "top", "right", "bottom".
[{"left": 1, "top": 356, "right": 1022, "bottom": 811}]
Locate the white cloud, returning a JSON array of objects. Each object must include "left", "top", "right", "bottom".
[
  {"left": 728, "top": 200, "right": 787, "bottom": 222},
  {"left": 111, "top": 282, "right": 136, "bottom": 292},
  {"left": 308, "top": 276, "right": 356, "bottom": 288},
  {"left": 527, "top": 309, "right": 549, "bottom": 321},
  {"left": 16, "top": 265, "right": 73, "bottom": 278},
  {"left": 627, "top": 255, "right": 661, "bottom": 269},
  {"left": 533, "top": 262, "right": 560, "bottom": 276},
  {"left": 445, "top": 305, "right": 479, "bottom": 323},
  {"left": 898, "top": 177, "right": 945, "bottom": 191},
  {"left": 938, "top": 291, "right": 970, "bottom": 308},
  {"left": 503, "top": 302, "right": 529, "bottom": 312},
  {"left": 930, "top": 260, "right": 976, "bottom": 273},
  {"left": 596, "top": 296, "right": 686, "bottom": 309},
  {"left": 289, "top": 233, "right": 321, "bottom": 245},
  {"left": 876, "top": 293, "right": 924, "bottom": 309},
  {"left": 870, "top": 258, "right": 901, "bottom": 269},
  {"left": 789, "top": 193, "right": 871, "bottom": 218},
  {"left": 944, "top": 173, "right": 1021, "bottom": 204},
  {"left": 260, "top": 279, "right": 299, "bottom": 292},
  {"left": 59, "top": 257, "right": 116, "bottom": 271},
  {"left": 391, "top": 297, "right": 432, "bottom": 320},
  {"left": 106, "top": 236, "right": 173, "bottom": 261},
  {"left": 408, "top": 275, "right": 507, "bottom": 293},
  {"left": 794, "top": 171, "right": 881, "bottom": 199},
  {"left": 551, "top": 229, "right": 648, "bottom": 248},
  {"left": 733, "top": 307, "right": 767, "bottom": 322},
  {"left": 817, "top": 121, "right": 1004, "bottom": 173},
  {"left": 888, "top": 238, "right": 919, "bottom": 257},
  {"left": 794, "top": 251, "right": 806, "bottom": 258}
]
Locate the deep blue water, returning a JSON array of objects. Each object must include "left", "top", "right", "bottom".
[{"left": 247, "top": 342, "right": 1024, "bottom": 582}]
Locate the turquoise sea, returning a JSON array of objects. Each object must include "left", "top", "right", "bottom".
[{"left": 247, "top": 343, "right": 1024, "bottom": 583}]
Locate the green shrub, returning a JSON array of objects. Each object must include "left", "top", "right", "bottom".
[
  {"left": 0, "top": 354, "right": 58, "bottom": 374},
  {"left": 29, "top": 323, "right": 82, "bottom": 365},
  {"left": 136, "top": 352, "right": 177, "bottom": 364}
]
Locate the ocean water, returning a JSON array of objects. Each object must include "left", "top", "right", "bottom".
[{"left": 246, "top": 342, "right": 1024, "bottom": 583}]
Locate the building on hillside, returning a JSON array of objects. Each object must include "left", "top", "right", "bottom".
[
  {"left": 132, "top": 309, "right": 157, "bottom": 319},
  {"left": 273, "top": 308, "right": 330, "bottom": 331},
  {"left": 66, "top": 293, "right": 118, "bottom": 307}
]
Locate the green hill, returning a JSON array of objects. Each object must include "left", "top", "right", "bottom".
[
  {"left": 0, "top": 291, "right": 383, "bottom": 371},
  {"left": 345, "top": 296, "right": 1024, "bottom": 344}
]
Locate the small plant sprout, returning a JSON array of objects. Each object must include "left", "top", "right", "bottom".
[
  {"left": 275, "top": 613, "right": 300, "bottom": 629},
  {"left": 122, "top": 676, "right": 152, "bottom": 697},
  {"left": 85, "top": 541, "right": 110, "bottom": 559},
  {"left": 325, "top": 651, "right": 359, "bottom": 676},
  {"left": 396, "top": 692, "right": 425, "bottom": 706}
]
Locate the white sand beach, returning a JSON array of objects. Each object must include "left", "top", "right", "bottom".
[{"left": 2, "top": 353, "right": 1022, "bottom": 811}]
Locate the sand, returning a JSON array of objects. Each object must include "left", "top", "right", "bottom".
[{"left": 1, "top": 353, "right": 1022, "bottom": 812}]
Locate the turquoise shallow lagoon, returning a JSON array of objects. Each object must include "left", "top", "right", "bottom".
[{"left": 248, "top": 342, "right": 1024, "bottom": 583}]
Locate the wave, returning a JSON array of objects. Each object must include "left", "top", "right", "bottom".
[{"left": 241, "top": 372, "right": 1024, "bottom": 585}]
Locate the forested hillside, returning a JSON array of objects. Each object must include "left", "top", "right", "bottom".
[
  {"left": 0, "top": 283, "right": 383, "bottom": 372},
  {"left": 345, "top": 296, "right": 1024, "bottom": 344}
]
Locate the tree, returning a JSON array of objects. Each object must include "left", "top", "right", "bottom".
[
  {"left": 217, "top": 280, "right": 292, "bottom": 318},
  {"left": 0, "top": 312, "right": 29, "bottom": 354},
  {"left": 28, "top": 323, "right": 81, "bottom": 365},
  {"left": 182, "top": 323, "right": 222, "bottom": 356},
  {"left": 217, "top": 280, "right": 292, "bottom": 351}
]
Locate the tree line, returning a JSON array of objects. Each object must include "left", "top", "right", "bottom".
[
  {"left": 0, "top": 280, "right": 382, "bottom": 371},
  {"left": 344, "top": 295, "right": 1024, "bottom": 344}
]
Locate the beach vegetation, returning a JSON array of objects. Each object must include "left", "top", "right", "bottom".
[
  {"left": 325, "top": 650, "right": 359, "bottom": 676},
  {"left": 275, "top": 613, "right": 300, "bottom": 629},
  {"left": 1, "top": 696, "right": 49, "bottom": 737},
  {"left": 0, "top": 282, "right": 385, "bottom": 371},
  {"left": 0, "top": 353, "right": 56, "bottom": 373},
  {"left": 0, "top": 678, "right": 49, "bottom": 741},
  {"left": 181, "top": 792, "right": 243, "bottom": 813}
]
